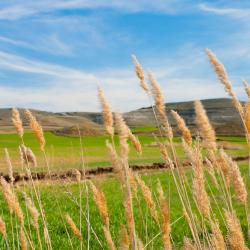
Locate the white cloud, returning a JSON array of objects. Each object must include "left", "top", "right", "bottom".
[
  {"left": 199, "top": 3, "right": 250, "bottom": 19},
  {"left": 0, "top": 49, "right": 238, "bottom": 112},
  {"left": 0, "top": 0, "right": 187, "bottom": 20}
]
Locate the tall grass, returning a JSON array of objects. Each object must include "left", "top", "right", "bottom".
[{"left": 0, "top": 49, "right": 249, "bottom": 249}]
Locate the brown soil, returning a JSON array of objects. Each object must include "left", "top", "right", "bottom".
[{"left": 2, "top": 155, "right": 249, "bottom": 184}]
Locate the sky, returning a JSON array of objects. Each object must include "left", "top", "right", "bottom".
[{"left": 0, "top": 0, "right": 250, "bottom": 112}]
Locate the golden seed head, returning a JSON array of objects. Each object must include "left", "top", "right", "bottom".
[
  {"left": 12, "top": 108, "right": 24, "bottom": 138},
  {"left": 0, "top": 177, "right": 24, "bottom": 223},
  {"left": 157, "top": 181, "right": 171, "bottom": 250},
  {"left": 20, "top": 227, "right": 28, "bottom": 250},
  {"left": 225, "top": 210, "right": 247, "bottom": 250},
  {"left": 194, "top": 100, "right": 217, "bottom": 152},
  {"left": 65, "top": 214, "right": 82, "bottom": 240},
  {"left": 23, "top": 192, "right": 40, "bottom": 229},
  {"left": 98, "top": 87, "right": 114, "bottom": 136},
  {"left": 20, "top": 144, "right": 37, "bottom": 167},
  {"left": 4, "top": 148, "right": 15, "bottom": 185},
  {"left": 131, "top": 55, "right": 149, "bottom": 92},
  {"left": 25, "top": 109, "right": 46, "bottom": 151},
  {"left": 90, "top": 182, "right": 109, "bottom": 228},
  {"left": 136, "top": 175, "right": 158, "bottom": 222},
  {"left": 0, "top": 216, "right": 7, "bottom": 239},
  {"left": 171, "top": 110, "right": 192, "bottom": 146}
]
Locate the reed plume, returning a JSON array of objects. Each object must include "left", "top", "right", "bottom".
[
  {"left": 183, "top": 237, "right": 197, "bottom": 250},
  {"left": 98, "top": 87, "right": 114, "bottom": 137},
  {"left": 128, "top": 131, "right": 142, "bottom": 155},
  {"left": 74, "top": 169, "right": 81, "bottom": 183},
  {"left": 157, "top": 181, "right": 171, "bottom": 250},
  {"left": 221, "top": 152, "right": 247, "bottom": 203},
  {"left": 12, "top": 108, "right": 24, "bottom": 138},
  {"left": 43, "top": 225, "right": 50, "bottom": 246},
  {"left": 137, "top": 237, "right": 144, "bottom": 250},
  {"left": 0, "top": 217, "right": 6, "bottom": 239},
  {"left": 148, "top": 70, "right": 173, "bottom": 138},
  {"left": 205, "top": 158, "right": 219, "bottom": 189},
  {"left": 225, "top": 210, "right": 247, "bottom": 250},
  {"left": 25, "top": 109, "right": 46, "bottom": 151},
  {"left": 131, "top": 55, "right": 149, "bottom": 92},
  {"left": 20, "top": 144, "right": 37, "bottom": 167},
  {"left": 115, "top": 112, "right": 129, "bottom": 162},
  {"left": 211, "top": 221, "right": 225, "bottom": 250},
  {"left": 65, "top": 214, "right": 82, "bottom": 240},
  {"left": 195, "top": 100, "right": 217, "bottom": 152},
  {"left": 244, "top": 102, "right": 250, "bottom": 135},
  {"left": 0, "top": 177, "right": 24, "bottom": 223},
  {"left": 20, "top": 227, "right": 28, "bottom": 250},
  {"left": 206, "top": 49, "right": 244, "bottom": 117},
  {"left": 217, "top": 149, "right": 231, "bottom": 185},
  {"left": 158, "top": 142, "right": 171, "bottom": 164},
  {"left": 171, "top": 110, "right": 192, "bottom": 146},
  {"left": 90, "top": 182, "right": 109, "bottom": 228},
  {"left": 23, "top": 192, "right": 40, "bottom": 229},
  {"left": 135, "top": 175, "right": 158, "bottom": 222},
  {"left": 243, "top": 79, "right": 250, "bottom": 100},
  {"left": 103, "top": 225, "right": 116, "bottom": 250},
  {"left": 123, "top": 193, "right": 136, "bottom": 248},
  {"left": 106, "top": 140, "right": 125, "bottom": 184},
  {"left": 4, "top": 148, "right": 14, "bottom": 185},
  {"left": 119, "top": 225, "right": 129, "bottom": 250},
  {"left": 183, "top": 142, "right": 210, "bottom": 217}
]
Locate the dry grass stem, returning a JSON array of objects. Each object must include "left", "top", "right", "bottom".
[
  {"left": 132, "top": 55, "right": 149, "bottom": 92},
  {"left": 183, "top": 237, "right": 197, "bottom": 250},
  {"left": 25, "top": 109, "right": 46, "bottom": 151},
  {"left": 103, "top": 225, "right": 116, "bottom": 250},
  {"left": 20, "top": 227, "right": 28, "bottom": 250},
  {"left": 98, "top": 87, "right": 114, "bottom": 136},
  {"left": 243, "top": 79, "right": 250, "bottom": 100},
  {"left": 115, "top": 113, "right": 129, "bottom": 162},
  {"left": 244, "top": 102, "right": 250, "bottom": 136},
  {"left": 136, "top": 175, "right": 158, "bottom": 222},
  {"left": 0, "top": 177, "right": 24, "bottom": 223},
  {"left": 206, "top": 49, "right": 244, "bottom": 117},
  {"left": 171, "top": 110, "right": 192, "bottom": 146},
  {"left": 128, "top": 131, "right": 142, "bottom": 154},
  {"left": 0, "top": 217, "right": 7, "bottom": 239},
  {"left": 119, "top": 225, "right": 130, "bottom": 250},
  {"left": 20, "top": 144, "right": 37, "bottom": 167},
  {"left": 65, "top": 214, "right": 82, "bottom": 240},
  {"left": 157, "top": 181, "right": 171, "bottom": 250},
  {"left": 23, "top": 192, "right": 40, "bottom": 229},
  {"left": 74, "top": 169, "right": 81, "bottom": 183},
  {"left": 12, "top": 108, "right": 24, "bottom": 138},
  {"left": 90, "top": 182, "right": 109, "bottom": 228},
  {"left": 211, "top": 221, "right": 225, "bottom": 250},
  {"left": 4, "top": 148, "right": 15, "bottom": 185},
  {"left": 148, "top": 70, "right": 173, "bottom": 138},
  {"left": 225, "top": 211, "right": 247, "bottom": 250},
  {"left": 195, "top": 100, "right": 217, "bottom": 152}
]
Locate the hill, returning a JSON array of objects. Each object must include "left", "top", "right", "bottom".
[{"left": 0, "top": 98, "right": 244, "bottom": 136}]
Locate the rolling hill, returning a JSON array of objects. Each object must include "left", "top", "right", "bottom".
[{"left": 0, "top": 98, "right": 244, "bottom": 136}]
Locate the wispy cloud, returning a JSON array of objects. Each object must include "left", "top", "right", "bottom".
[
  {"left": 0, "top": 51, "right": 95, "bottom": 80},
  {"left": 0, "top": 49, "right": 234, "bottom": 112},
  {"left": 0, "top": 0, "right": 188, "bottom": 20},
  {"left": 199, "top": 3, "right": 250, "bottom": 19}
]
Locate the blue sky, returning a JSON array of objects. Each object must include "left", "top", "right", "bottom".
[{"left": 0, "top": 0, "right": 250, "bottom": 111}]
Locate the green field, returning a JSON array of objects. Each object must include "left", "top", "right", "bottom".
[
  {"left": 0, "top": 164, "right": 249, "bottom": 249},
  {"left": 0, "top": 130, "right": 248, "bottom": 173},
  {"left": 0, "top": 130, "right": 249, "bottom": 249}
]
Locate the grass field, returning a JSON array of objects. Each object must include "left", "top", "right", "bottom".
[
  {"left": 0, "top": 163, "right": 249, "bottom": 249},
  {"left": 0, "top": 130, "right": 248, "bottom": 173}
]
